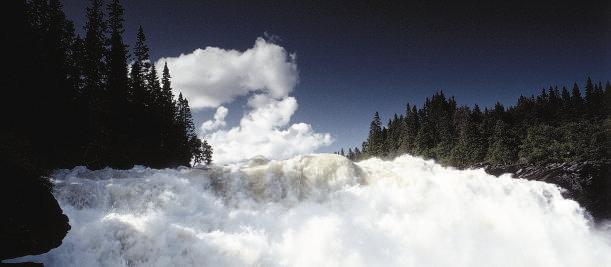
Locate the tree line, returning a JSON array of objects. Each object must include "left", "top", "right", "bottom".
[
  {"left": 4, "top": 0, "right": 212, "bottom": 175},
  {"left": 337, "top": 78, "right": 609, "bottom": 167}
]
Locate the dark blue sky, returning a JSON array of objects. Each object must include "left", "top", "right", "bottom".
[{"left": 62, "top": 0, "right": 610, "bottom": 152}]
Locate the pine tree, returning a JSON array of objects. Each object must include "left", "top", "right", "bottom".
[
  {"left": 518, "top": 124, "right": 562, "bottom": 163},
  {"left": 134, "top": 26, "right": 151, "bottom": 72},
  {"left": 65, "top": 27, "right": 84, "bottom": 98},
  {"left": 403, "top": 105, "right": 419, "bottom": 153},
  {"left": 593, "top": 82, "right": 605, "bottom": 119},
  {"left": 83, "top": 0, "right": 107, "bottom": 97},
  {"left": 159, "top": 63, "right": 178, "bottom": 161},
  {"left": 106, "top": 0, "right": 131, "bottom": 168},
  {"left": 584, "top": 77, "right": 595, "bottom": 104},
  {"left": 127, "top": 26, "right": 154, "bottom": 165},
  {"left": 605, "top": 81, "right": 611, "bottom": 116},
  {"left": 48, "top": 0, "right": 80, "bottom": 167},
  {"left": 547, "top": 86, "right": 561, "bottom": 123},
  {"left": 365, "top": 112, "right": 383, "bottom": 156},
  {"left": 175, "top": 93, "right": 199, "bottom": 166},
  {"left": 82, "top": 0, "right": 108, "bottom": 168},
  {"left": 20, "top": 0, "right": 75, "bottom": 169},
  {"left": 353, "top": 147, "right": 361, "bottom": 160},
  {"left": 129, "top": 60, "right": 145, "bottom": 104},
  {"left": 147, "top": 66, "right": 162, "bottom": 104},
  {"left": 486, "top": 120, "right": 517, "bottom": 165},
  {"left": 161, "top": 63, "right": 176, "bottom": 113},
  {"left": 450, "top": 109, "right": 485, "bottom": 167},
  {"left": 13, "top": 0, "right": 204, "bottom": 172},
  {"left": 202, "top": 140, "right": 213, "bottom": 165},
  {"left": 386, "top": 115, "right": 402, "bottom": 156},
  {"left": 130, "top": 26, "right": 150, "bottom": 107},
  {"left": 571, "top": 82, "right": 583, "bottom": 118},
  {"left": 106, "top": 0, "right": 128, "bottom": 92},
  {"left": 145, "top": 63, "right": 165, "bottom": 166},
  {"left": 560, "top": 86, "right": 571, "bottom": 120},
  {"left": 415, "top": 120, "right": 436, "bottom": 158},
  {"left": 584, "top": 77, "right": 596, "bottom": 117}
]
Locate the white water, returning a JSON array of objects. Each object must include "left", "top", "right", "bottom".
[{"left": 18, "top": 154, "right": 611, "bottom": 266}]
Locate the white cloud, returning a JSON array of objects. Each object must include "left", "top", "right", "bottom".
[
  {"left": 156, "top": 38, "right": 298, "bottom": 109},
  {"left": 204, "top": 95, "right": 333, "bottom": 164},
  {"left": 156, "top": 37, "right": 333, "bottom": 164},
  {"left": 201, "top": 106, "right": 228, "bottom": 133}
]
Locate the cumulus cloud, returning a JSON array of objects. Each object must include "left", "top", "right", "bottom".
[
  {"left": 203, "top": 95, "right": 333, "bottom": 164},
  {"left": 200, "top": 106, "right": 228, "bottom": 133},
  {"left": 157, "top": 38, "right": 333, "bottom": 164},
  {"left": 156, "top": 38, "right": 298, "bottom": 109}
]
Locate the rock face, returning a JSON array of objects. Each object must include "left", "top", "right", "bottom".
[
  {"left": 0, "top": 162, "right": 70, "bottom": 262},
  {"left": 484, "top": 160, "right": 610, "bottom": 221}
]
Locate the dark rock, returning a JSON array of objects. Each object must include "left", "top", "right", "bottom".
[
  {"left": 482, "top": 160, "right": 611, "bottom": 222},
  {"left": 0, "top": 262, "right": 43, "bottom": 267},
  {"left": 0, "top": 161, "right": 70, "bottom": 262}
]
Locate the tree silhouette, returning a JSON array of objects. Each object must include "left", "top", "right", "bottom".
[
  {"left": 365, "top": 112, "right": 383, "bottom": 156},
  {"left": 340, "top": 78, "right": 606, "bottom": 170},
  {"left": 9, "top": 0, "right": 211, "bottom": 174},
  {"left": 106, "top": 0, "right": 131, "bottom": 168}
]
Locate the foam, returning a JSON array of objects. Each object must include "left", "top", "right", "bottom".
[{"left": 15, "top": 154, "right": 611, "bottom": 266}]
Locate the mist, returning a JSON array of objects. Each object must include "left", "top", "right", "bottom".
[{"left": 15, "top": 154, "right": 611, "bottom": 266}]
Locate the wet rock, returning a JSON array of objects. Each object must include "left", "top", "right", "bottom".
[
  {"left": 483, "top": 160, "right": 610, "bottom": 221},
  {"left": 0, "top": 162, "right": 70, "bottom": 262}
]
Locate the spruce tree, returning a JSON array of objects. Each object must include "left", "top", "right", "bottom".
[
  {"left": 404, "top": 105, "right": 419, "bottom": 153},
  {"left": 547, "top": 86, "right": 561, "bottom": 123},
  {"left": 160, "top": 63, "right": 178, "bottom": 158},
  {"left": 486, "top": 120, "right": 517, "bottom": 165},
  {"left": 106, "top": 0, "right": 131, "bottom": 168},
  {"left": 605, "top": 81, "right": 611, "bottom": 116},
  {"left": 450, "top": 109, "right": 485, "bottom": 167},
  {"left": 202, "top": 140, "right": 213, "bottom": 165},
  {"left": 415, "top": 121, "right": 436, "bottom": 158},
  {"left": 560, "top": 86, "right": 571, "bottom": 120},
  {"left": 518, "top": 124, "right": 562, "bottom": 163},
  {"left": 134, "top": 26, "right": 151, "bottom": 72},
  {"left": 391, "top": 114, "right": 404, "bottom": 156},
  {"left": 571, "top": 82, "right": 583, "bottom": 118},
  {"left": 396, "top": 104, "right": 411, "bottom": 154},
  {"left": 147, "top": 62, "right": 162, "bottom": 103},
  {"left": 366, "top": 112, "right": 382, "bottom": 156},
  {"left": 146, "top": 65, "right": 165, "bottom": 166},
  {"left": 584, "top": 77, "right": 596, "bottom": 117},
  {"left": 48, "top": 0, "right": 79, "bottom": 167},
  {"left": 593, "top": 82, "right": 605, "bottom": 119},
  {"left": 130, "top": 26, "right": 151, "bottom": 112},
  {"left": 130, "top": 26, "right": 150, "bottom": 106},
  {"left": 127, "top": 26, "right": 154, "bottom": 165},
  {"left": 82, "top": 0, "right": 108, "bottom": 168},
  {"left": 14, "top": 0, "right": 204, "bottom": 171},
  {"left": 584, "top": 77, "right": 595, "bottom": 104},
  {"left": 161, "top": 63, "right": 176, "bottom": 113},
  {"left": 175, "top": 93, "right": 200, "bottom": 166},
  {"left": 83, "top": 0, "right": 107, "bottom": 98}
]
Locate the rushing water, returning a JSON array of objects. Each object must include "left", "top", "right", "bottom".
[{"left": 18, "top": 154, "right": 611, "bottom": 266}]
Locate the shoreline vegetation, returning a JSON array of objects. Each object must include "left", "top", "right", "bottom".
[
  {"left": 3, "top": 0, "right": 211, "bottom": 263},
  {"left": 9, "top": 0, "right": 210, "bottom": 175},
  {"left": 336, "top": 78, "right": 610, "bottom": 221}
]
